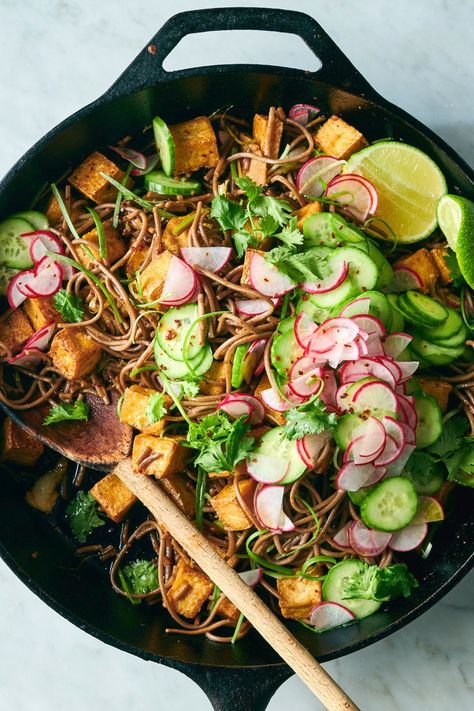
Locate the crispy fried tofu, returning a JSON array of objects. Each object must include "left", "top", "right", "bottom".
[
  {"left": 243, "top": 143, "right": 267, "bottom": 186},
  {"left": 430, "top": 246, "right": 453, "bottom": 285},
  {"left": 132, "top": 434, "right": 190, "bottom": 479},
  {"left": 44, "top": 191, "right": 83, "bottom": 226},
  {"left": 160, "top": 471, "right": 195, "bottom": 518},
  {"left": 315, "top": 115, "right": 368, "bottom": 160},
  {"left": 418, "top": 377, "right": 452, "bottom": 413},
  {"left": 254, "top": 374, "right": 286, "bottom": 425},
  {"left": 77, "top": 220, "right": 127, "bottom": 268},
  {"left": 68, "top": 151, "right": 127, "bottom": 204},
  {"left": 162, "top": 213, "right": 195, "bottom": 255},
  {"left": 1, "top": 417, "right": 44, "bottom": 466},
  {"left": 395, "top": 248, "right": 440, "bottom": 294},
  {"left": 209, "top": 478, "right": 256, "bottom": 531},
  {"left": 253, "top": 110, "right": 284, "bottom": 160},
  {"left": 167, "top": 559, "right": 214, "bottom": 618},
  {"left": 277, "top": 574, "right": 323, "bottom": 620},
  {"left": 0, "top": 309, "right": 34, "bottom": 354},
  {"left": 169, "top": 117, "right": 219, "bottom": 175},
  {"left": 294, "top": 202, "right": 322, "bottom": 230},
  {"left": 23, "top": 296, "right": 60, "bottom": 330},
  {"left": 49, "top": 327, "right": 102, "bottom": 380},
  {"left": 199, "top": 359, "right": 227, "bottom": 395},
  {"left": 140, "top": 249, "right": 175, "bottom": 303},
  {"left": 216, "top": 595, "right": 240, "bottom": 622},
  {"left": 119, "top": 385, "right": 171, "bottom": 435},
  {"left": 126, "top": 243, "right": 149, "bottom": 277},
  {"left": 241, "top": 248, "right": 265, "bottom": 286},
  {"left": 90, "top": 473, "right": 137, "bottom": 523}
]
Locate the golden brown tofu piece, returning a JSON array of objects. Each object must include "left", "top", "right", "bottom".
[
  {"left": 169, "top": 117, "right": 219, "bottom": 175},
  {"left": 167, "top": 559, "right": 214, "bottom": 618},
  {"left": 209, "top": 478, "right": 256, "bottom": 531},
  {"left": 23, "top": 296, "right": 60, "bottom": 330},
  {"left": 160, "top": 471, "right": 195, "bottom": 518},
  {"left": 119, "top": 385, "right": 171, "bottom": 435},
  {"left": 140, "top": 249, "right": 174, "bottom": 303},
  {"left": 253, "top": 110, "right": 283, "bottom": 160},
  {"left": 68, "top": 151, "right": 126, "bottom": 204},
  {"left": 254, "top": 374, "right": 286, "bottom": 425},
  {"left": 199, "top": 359, "right": 227, "bottom": 395},
  {"left": 126, "top": 244, "right": 149, "bottom": 278},
  {"left": 418, "top": 377, "right": 452, "bottom": 413},
  {"left": 1, "top": 417, "right": 44, "bottom": 466},
  {"left": 241, "top": 248, "right": 265, "bottom": 286},
  {"left": 0, "top": 309, "right": 34, "bottom": 354},
  {"left": 162, "top": 213, "right": 196, "bottom": 255},
  {"left": 294, "top": 202, "right": 322, "bottom": 230},
  {"left": 395, "top": 249, "right": 440, "bottom": 294},
  {"left": 132, "top": 434, "right": 190, "bottom": 479},
  {"left": 244, "top": 144, "right": 267, "bottom": 186},
  {"left": 430, "top": 246, "right": 453, "bottom": 285},
  {"left": 77, "top": 220, "right": 127, "bottom": 268},
  {"left": 277, "top": 574, "right": 322, "bottom": 620},
  {"left": 216, "top": 595, "right": 240, "bottom": 622},
  {"left": 49, "top": 327, "right": 102, "bottom": 380},
  {"left": 44, "top": 191, "right": 82, "bottom": 226},
  {"left": 315, "top": 115, "right": 368, "bottom": 160},
  {"left": 90, "top": 473, "right": 137, "bottom": 523}
]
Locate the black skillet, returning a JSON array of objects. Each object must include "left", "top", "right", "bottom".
[{"left": 0, "top": 8, "right": 473, "bottom": 711}]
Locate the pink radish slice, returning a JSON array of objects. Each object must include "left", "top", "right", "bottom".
[
  {"left": 309, "top": 601, "right": 355, "bottom": 630},
  {"left": 7, "top": 270, "right": 36, "bottom": 308},
  {"left": 302, "top": 260, "right": 348, "bottom": 294},
  {"left": 235, "top": 298, "right": 277, "bottom": 316},
  {"left": 289, "top": 366, "right": 324, "bottom": 398},
  {"left": 397, "top": 361, "right": 419, "bottom": 382},
  {"left": 373, "top": 434, "right": 402, "bottom": 467},
  {"left": 290, "top": 354, "right": 320, "bottom": 380},
  {"left": 181, "top": 246, "right": 232, "bottom": 273},
  {"left": 8, "top": 347, "right": 45, "bottom": 367},
  {"left": 383, "top": 332, "right": 413, "bottom": 359},
  {"left": 296, "top": 155, "right": 345, "bottom": 197},
  {"left": 396, "top": 383, "right": 407, "bottom": 395},
  {"left": 24, "top": 230, "right": 64, "bottom": 262},
  {"left": 320, "top": 369, "right": 338, "bottom": 411},
  {"left": 381, "top": 416, "right": 405, "bottom": 450},
  {"left": 242, "top": 339, "right": 267, "bottom": 385},
  {"left": 332, "top": 523, "right": 352, "bottom": 548},
  {"left": 412, "top": 496, "right": 445, "bottom": 524},
  {"left": 260, "top": 387, "right": 297, "bottom": 413},
  {"left": 109, "top": 144, "right": 147, "bottom": 170},
  {"left": 396, "top": 394, "right": 418, "bottom": 429},
  {"left": 390, "top": 265, "right": 424, "bottom": 292},
  {"left": 297, "top": 432, "right": 331, "bottom": 469},
  {"left": 399, "top": 422, "right": 416, "bottom": 445},
  {"left": 351, "top": 379, "right": 398, "bottom": 413},
  {"left": 339, "top": 297, "right": 371, "bottom": 317},
  {"left": 340, "top": 358, "right": 397, "bottom": 390},
  {"left": 231, "top": 393, "right": 265, "bottom": 425},
  {"left": 336, "top": 461, "right": 386, "bottom": 491},
  {"left": 249, "top": 252, "right": 296, "bottom": 297},
  {"left": 288, "top": 103, "right": 320, "bottom": 125},
  {"left": 219, "top": 397, "right": 252, "bottom": 421},
  {"left": 364, "top": 334, "right": 385, "bottom": 357},
  {"left": 389, "top": 523, "right": 428, "bottom": 552},
  {"left": 294, "top": 312, "right": 318, "bottom": 348},
  {"left": 336, "top": 383, "right": 352, "bottom": 411},
  {"left": 385, "top": 444, "right": 416, "bottom": 477},
  {"left": 326, "top": 174, "right": 373, "bottom": 222},
  {"left": 238, "top": 569, "right": 263, "bottom": 587},
  {"left": 255, "top": 486, "right": 294, "bottom": 532},
  {"left": 158, "top": 256, "right": 197, "bottom": 306},
  {"left": 350, "top": 314, "right": 386, "bottom": 338},
  {"left": 377, "top": 356, "right": 403, "bottom": 385},
  {"left": 26, "top": 257, "right": 63, "bottom": 297},
  {"left": 351, "top": 416, "right": 387, "bottom": 462},
  {"left": 24, "top": 322, "right": 55, "bottom": 351},
  {"left": 247, "top": 454, "right": 289, "bottom": 484},
  {"left": 131, "top": 153, "right": 160, "bottom": 176},
  {"left": 254, "top": 356, "right": 265, "bottom": 378},
  {"left": 349, "top": 521, "right": 392, "bottom": 556}
]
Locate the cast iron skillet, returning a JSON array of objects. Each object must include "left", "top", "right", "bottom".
[{"left": 0, "top": 8, "right": 473, "bottom": 710}]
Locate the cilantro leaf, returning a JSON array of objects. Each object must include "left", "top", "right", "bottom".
[
  {"left": 180, "top": 378, "right": 200, "bottom": 398},
  {"left": 342, "top": 562, "right": 418, "bottom": 602},
  {"left": 427, "top": 413, "right": 469, "bottom": 460},
  {"left": 444, "top": 249, "right": 465, "bottom": 288},
  {"left": 273, "top": 217, "right": 304, "bottom": 247},
  {"left": 145, "top": 392, "right": 167, "bottom": 424},
  {"left": 211, "top": 195, "right": 247, "bottom": 232},
  {"left": 121, "top": 559, "right": 159, "bottom": 595},
  {"left": 66, "top": 491, "right": 105, "bottom": 543},
  {"left": 44, "top": 400, "right": 89, "bottom": 426},
  {"left": 403, "top": 450, "right": 445, "bottom": 490},
  {"left": 53, "top": 289, "right": 84, "bottom": 323},
  {"left": 265, "top": 245, "right": 329, "bottom": 283},
  {"left": 283, "top": 396, "right": 338, "bottom": 440},
  {"left": 234, "top": 175, "right": 263, "bottom": 203},
  {"left": 232, "top": 230, "right": 253, "bottom": 258},
  {"left": 186, "top": 411, "right": 255, "bottom": 473},
  {"left": 251, "top": 194, "right": 293, "bottom": 227}
]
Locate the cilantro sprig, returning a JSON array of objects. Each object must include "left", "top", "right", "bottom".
[
  {"left": 145, "top": 392, "right": 167, "bottom": 424},
  {"left": 342, "top": 563, "right": 418, "bottom": 602},
  {"left": 119, "top": 559, "right": 159, "bottom": 605},
  {"left": 44, "top": 400, "right": 89, "bottom": 426},
  {"left": 53, "top": 289, "right": 85, "bottom": 323},
  {"left": 185, "top": 411, "right": 255, "bottom": 473},
  {"left": 66, "top": 491, "right": 105, "bottom": 543},
  {"left": 282, "top": 396, "right": 338, "bottom": 440}
]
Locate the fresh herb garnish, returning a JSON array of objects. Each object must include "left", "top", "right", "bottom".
[
  {"left": 342, "top": 562, "right": 418, "bottom": 602},
  {"left": 180, "top": 377, "right": 200, "bottom": 399},
  {"left": 195, "top": 466, "right": 207, "bottom": 531},
  {"left": 185, "top": 410, "right": 255, "bottom": 474},
  {"left": 86, "top": 207, "right": 107, "bottom": 260},
  {"left": 265, "top": 244, "right": 329, "bottom": 283},
  {"left": 100, "top": 172, "right": 154, "bottom": 210},
  {"left": 44, "top": 400, "right": 89, "bottom": 425},
  {"left": 145, "top": 392, "right": 167, "bottom": 424},
  {"left": 66, "top": 491, "right": 105, "bottom": 543},
  {"left": 444, "top": 249, "right": 465, "bottom": 288},
  {"left": 120, "top": 559, "right": 159, "bottom": 601},
  {"left": 282, "top": 396, "right": 338, "bottom": 440},
  {"left": 53, "top": 289, "right": 84, "bottom": 323},
  {"left": 113, "top": 164, "right": 133, "bottom": 228},
  {"left": 51, "top": 183, "right": 81, "bottom": 240}
]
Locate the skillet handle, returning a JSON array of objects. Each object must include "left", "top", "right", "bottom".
[{"left": 108, "top": 7, "right": 377, "bottom": 99}]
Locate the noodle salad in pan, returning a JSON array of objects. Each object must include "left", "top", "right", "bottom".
[{"left": 1, "top": 103, "right": 473, "bottom": 641}]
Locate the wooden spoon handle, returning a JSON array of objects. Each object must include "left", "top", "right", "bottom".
[{"left": 115, "top": 461, "right": 359, "bottom": 711}]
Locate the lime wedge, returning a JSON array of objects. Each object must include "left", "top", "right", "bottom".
[
  {"left": 346, "top": 141, "right": 447, "bottom": 243},
  {"left": 438, "top": 194, "right": 474, "bottom": 286}
]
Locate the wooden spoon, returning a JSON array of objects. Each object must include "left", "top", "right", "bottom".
[{"left": 3, "top": 401, "right": 359, "bottom": 711}]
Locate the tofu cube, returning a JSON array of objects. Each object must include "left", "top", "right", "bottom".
[
  {"left": 68, "top": 151, "right": 127, "bottom": 204},
  {"left": 254, "top": 374, "right": 286, "bottom": 425},
  {"left": 216, "top": 595, "right": 240, "bottom": 622},
  {"left": 169, "top": 117, "right": 219, "bottom": 175},
  {"left": 418, "top": 377, "right": 452, "bottom": 413},
  {"left": 140, "top": 250, "right": 174, "bottom": 303},
  {"left": 315, "top": 115, "right": 368, "bottom": 160},
  {"left": 90, "top": 473, "right": 137, "bottom": 523},
  {"left": 77, "top": 220, "right": 127, "bottom": 268},
  {"left": 244, "top": 144, "right": 267, "bottom": 186},
  {"left": 294, "top": 202, "right": 322, "bottom": 230},
  {"left": 126, "top": 244, "right": 149, "bottom": 278},
  {"left": 395, "top": 249, "right": 440, "bottom": 294},
  {"left": 199, "top": 359, "right": 227, "bottom": 395},
  {"left": 277, "top": 574, "right": 323, "bottom": 619},
  {"left": 132, "top": 434, "right": 190, "bottom": 479},
  {"left": 167, "top": 559, "right": 213, "bottom": 618},
  {"left": 430, "top": 246, "right": 453, "bottom": 285},
  {"left": 162, "top": 213, "right": 194, "bottom": 255},
  {"left": 49, "top": 327, "right": 102, "bottom": 380},
  {"left": 209, "top": 478, "right": 256, "bottom": 531},
  {"left": 241, "top": 248, "right": 265, "bottom": 286},
  {"left": 1, "top": 417, "right": 44, "bottom": 466},
  {"left": 119, "top": 385, "right": 171, "bottom": 435},
  {"left": 44, "top": 191, "right": 82, "bottom": 226},
  {"left": 23, "top": 296, "right": 60, "bottom": 330},
  {"left": 253, "top": 110, "right": 283, "bottom": 159},
  {"left": 160, "top": 471, "right": 195, "bottom": 518},
  {"left": 0, "top": 309, "right": 34, "bottom": 354}
]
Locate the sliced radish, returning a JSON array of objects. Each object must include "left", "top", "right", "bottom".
[
  {"left": 308, "top": 601, "right": 355, "bottom": 630},
  {"left": 364, "top": 334, "right": 385, "bottom": 357},
  {"left": 383, "top": 333, "right": 413, "bottom": 359},
  {"left": 297, "top": 431, "right": 331, "bottom": 469},
  {"left": 349, "top": 521, "right": 392, "bottom": 556},
  {"left": 26, "top": 257, "right": 63, "bottom": 297},
  {"left": 255, "top": 486, "right": 294, "bottom": 532},
  {"left": 238, "top": 568, "right": 263, "bottom": 587},
  {"left": 247, "top": 453, "right": 289, "bottom": 484},
  {"left": 8, "top": 347, "right": 45, "bottom": 367},
  {"left": 397, "top": 361, "right": 419, "bottom": 382},
  {"left": 254, "top": 356, "right": 265, "bottom": 378},
  {"left": 390, "top": 265, "right": 424, "bottom": 292},
  {"left": 396, "top": 394, "right": 418, "bottom": 429},
  {"left": 219, "top": 397, "right": 252, "bottom": 421},
  {"left": 351, "top": 315, "right": 386, "bottom": 338},
  {"left": 158, "top": 256, "right": 197, "bottom": 306},
  {"left": 389, "top": 523, "right": 428, "bottom": 552},
  {"left": 399, "top": 422, "right": 416, "bottom": 445},
  {"left": 326, "top": 174, "right": 374, "bottom": 222},
  {"left": 249, "top": 252, "right": 296, "bottom": 298},
  {"left": 351, "top": 416, "right": 387, "bottom": 463},
  {"left": 296, "top": 155, "right": 345, "bottom": 197},
  {"left": 385, "top": 444, "right": 416, "bottom": 476},
  {"left": 340, "top": 358, "right": 397, "bottom": 390},
  {"left": 260, "top": 387, "right": 300, "bottom": 413},
  {"left": 294, "top": 312, "right": 318, "bottom": 348},
  {"left": 338, "top": 297, "right": 371, "bottom": 317},
  {"left": 302, "top": 260, "right": 348, "bottom": 294},
  {"left": 377, "top": 356, "right": 403, "bottom": 385},
  {"left": 235, "top": 298, "right": 277, "bottom": 316},
  {"left": 131, "top": 153, "right": 160, "bottom": 176},
  {"left": 396, "top": 383, "right": 407, "bottom": 395},
  {"left": 288, "top": 103, "right": 320, "bottom": 126},
  {"left": 290, "top": 355, "right": 320, "bottom": 380},
  {"left": 23, "top": 230, "right": 64, "bottom": 264},
  {"left": 381, "top": 416, "right": 405, "bottom": 450},
  {"left": 332, "top": 523, "right": 352, "bottom": 548},
  {"left": 25, "top": 322, "right": 55, "bottom": 351},
  {"left": 109, "top": 144, "right": 147, "bottom": 170},
  {"left": 230, "top": 393, "right": 265, "bottom": 425},
  {"left": 320, "top": 369, "right": 338, "bottom": 411},
  {"left": 351, "top": 380, "right": 398, "bottom": 414},
  {"left": 373, "top": 434, "right": 402, "bottom": 467},
  {"left": 181, "top": 246, "right": 232, "bottom": 273},
  {"left": 241, "top": 339, "right": 267, "bottom": 385},
  {"left": 336, "top": 383, "right": 352, "bottom": 411},
  {"left": 289, "top": 366, "right": 324, "bottom": 398},
  {"left": 336, "top": 461, "right": 386, "bottom": 491},
  {"left": 7, "top": 270, "right": 36, "bottom": 308}
]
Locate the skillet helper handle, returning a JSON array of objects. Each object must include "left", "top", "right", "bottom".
[
  {"left": 115, "top": 460, "right": 360, "bottom": 711},
  {"left": 108, "top": 7, "right": 376, "bottom": 99}
]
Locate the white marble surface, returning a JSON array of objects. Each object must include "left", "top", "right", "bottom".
[{"left": 0, "top": 1, "right": 473, "bottom": 709}]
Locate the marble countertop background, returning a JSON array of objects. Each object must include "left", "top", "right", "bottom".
[{"left": 0, "top": 1, "right": 473, "bottom": 709}]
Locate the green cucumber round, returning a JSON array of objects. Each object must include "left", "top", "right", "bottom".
[
  {"left": 270, "top": 317, "right": 302, "bottom": 379},
  {"left": 401, "top": 291, "right": 448, "bottom": 327},
  {"left": 322, "top": 560, "right": 381, "bottom": 619},
  {"left": 154, "top": 341, "right": 212, "bottom": 380},
  {"left": 152, "top": 116, "right": 175, "bottom": 176},
  {"left": 0, "top": 265, "right": 19, "bottom": 295},
  {"left": 156, "top": 304, "right": 203, "bottom": 362},
  {"left": 11, "top": 210, "right": 48, "bottom": 230},
  {"left": 414, "top": 392, "right": 442, "bottom": 448},
  {"left": 0, "top": 218, "right": 35, "bottom": 269},
  {"left": 145, "top": 169, "right": 201, "bottom": 196},
  {"left": 360, "top": 477, "right": 418, "bottom": 532},
  {"left": 254, "top": 426, "right": 307, "bottom": 484}
]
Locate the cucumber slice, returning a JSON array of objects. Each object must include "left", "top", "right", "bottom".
[
  {"left": 366, "top": 241, "right": 393, "bottom": 291},
  {"left": 402, "top": 291, "right": 448, "bottom": 327},
  {"left": 254, "top": 427, "right": 306, "bottom": 484},
  {"left": 0, "top": 265, "right": 19, "bottom": 295},
  {"left": 156, "top": 304, "right": 203, "bottom": 361},
  {"left": 330, "top": 215, "right": 368, "bottom": 246},
  {"left": 154, "top": 341, "right": 213, "bottom": 379},
  {"left": 386, "top": 295, "right": 405, "bottom": 332},
  {"left": 395, "top": 294, "right": 437, "bottom": 328},
  {"left": 337, "top": 246, "right": 378, "bottom": 292},
  {"left": 296, "top": 295, "right": 333, "bottom": 324},
  {"left": 403, "top": 450, "right": 445, "bottom": 495},
  {"left": 419, "top": 308, "right": 466, "bottom": 346},
  {"left": 411, "top": 337, "right": 464, "bottom": 366},
  {"left": 152, "top": 116, "right": 175, "bottom": 176},
  {"left": 11, "top": 210, "right": 48, "bottom": 230},
  {"left": 145, "top": 170, "right": 201, "bottom": 196},
  {"left": 303, "top": 213, "right": 337, "bottom": 248},
  {"left": 322, "top": 560, "right": 381, "bottom": 619},
  {"left": 334, "top": 413, "right": 364, "bottom": 450},
  {"left": 306, "top": 276, "right": 356, "bottom": 308},
  {"left": 270, "top": 317, "right": 302, "bottom": 379},
  {"left": 360, "top": 476, "right": 418, "bottom": 532},
  {"left": 232, "top": 343, "right": 250, "bottom": 388},
  {"left": 348, "top": 488, "right": 372, "bottom": 506},
  {"left": 335, "top": 290, "right": 392, "bottom": 330},
  {"left": 0, "top": 218, "right": 35, "bottom": 269},
  {"left": 414, "top": 392, "right": 442, "bottom": 448}
]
